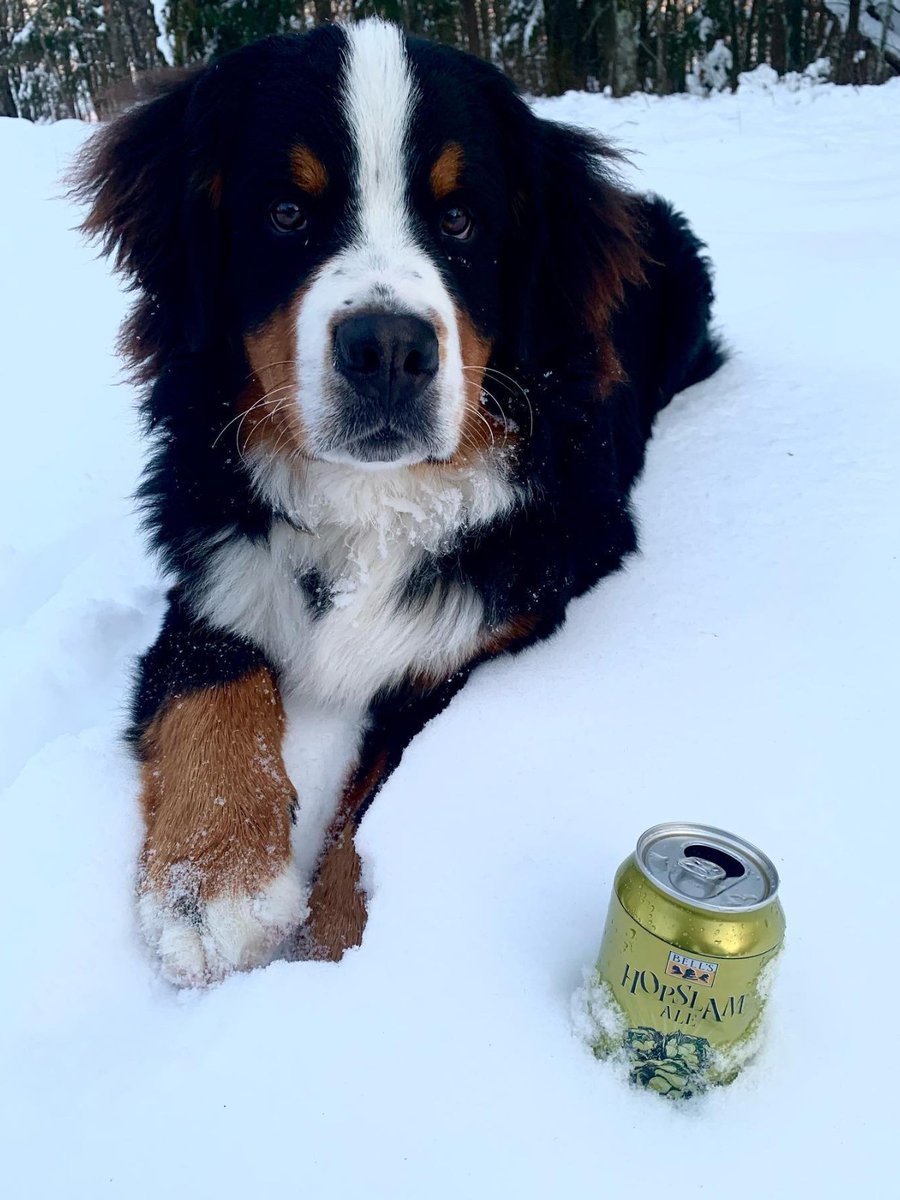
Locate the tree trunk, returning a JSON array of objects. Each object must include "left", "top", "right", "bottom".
[
  {"left": 0, "top": 0, "right": 18, "bottom": 116},
  {"left": 813, "top": 1, "right": 832, "bottom": 60},
  {"left": 119, "top": 0, "right": 164, "bottom": 70},
  {"left": 785, "top": 0, "right": 803, "bottom": 69},
  {"left": 728, "top": 0, "right": 741, "bottom": 87},
  {"left": 875, "top": 0, "right": 898, "bottom": 80},
  {"left": 103, "top": 1, "right": 133, "bottom": 78},
  {"left": 655, "top": 0, "right": 668, "bottom": 92},
  {"left": 591, "top": 0, "right": 616, "bottom": 90},
  {"left": 757, "top": 0, "right": 770, "bottom": 68},
  {"left": 636, "top": 0, "right": 650, "bottom": 89},
  {"left": 401, "top": 1, "right": 425, "bottom": 37},
  {"left": 545, "top": 0, "right": 586, "bottom": 94},
  {"left": 462, "top": 0, "right": 481, "bottom": 56},
  {"left": 0, "top": 70, "right": 17, "bottom": 118},
  {"left": 745, "top": 0, "right": 761, "bottom": 70},
  {"left": 837, "top": 0, "right": 862, "bottom": 82},
  {"left": 479, "top": 0, "right": 492, "bottom": 58},
  {"left": 770, "top": 0, "right": 788, "bottom": 73},
  {"left": 614, "top": 2, "right": 639, "bottom": 94}
]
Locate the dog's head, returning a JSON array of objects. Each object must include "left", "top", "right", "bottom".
[{"left": 75, "top": 20, "right": 642, "bottom": 472}]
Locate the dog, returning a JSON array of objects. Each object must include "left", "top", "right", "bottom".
[{"left": 74, "top": 18, "right": 723, "bottom": 985}]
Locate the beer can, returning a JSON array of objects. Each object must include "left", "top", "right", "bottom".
[{"left": 587, "top": 822, "right": 785, "bottom": 1098}]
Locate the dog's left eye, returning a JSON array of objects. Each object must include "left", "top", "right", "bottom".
[
  {"left": 270, "top": 201, "right": 308, "bottom": 232},
  {"left": 440, "top": 205, "right": 474, "bottom": 241}
]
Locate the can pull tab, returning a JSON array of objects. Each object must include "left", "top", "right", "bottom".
[{"left": 671, "top": 855, "right": 727, "bottom": 899}]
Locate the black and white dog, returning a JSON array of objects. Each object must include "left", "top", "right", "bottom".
[{"left": 75, "top": 19, "right": 723, "bottom": 985}]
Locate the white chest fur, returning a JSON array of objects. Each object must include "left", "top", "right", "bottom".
[{"left": 192, "top": 453, "right": 517, "bottom": 714}]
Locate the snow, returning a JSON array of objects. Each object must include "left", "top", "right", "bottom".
[
  {"left": 11, "top": 19, "right": 34, "bottom": 47},
  {"left": 151, "top": 0, "right": 174, "bottom": 64},
  {"left": 2, "top": 74, "right": 900, "bottom": 1196},
  {"left": 687, "top": 38, "right": 733, "bottom": 95}
]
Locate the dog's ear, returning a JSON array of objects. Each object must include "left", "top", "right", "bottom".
[
  {"left": 71, "top": 68, "right": 223, "bottom": 377},
  {"left": 514, "top": 119, "right": 645, "bottom": 389}
]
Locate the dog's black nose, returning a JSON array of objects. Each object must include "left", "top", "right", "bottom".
[{"left": 333, "top": 313, "right": 439, "bottom": 407}]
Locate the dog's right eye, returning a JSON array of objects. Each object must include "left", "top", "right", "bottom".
[
  {"left": 440, "top": 205, "right": 474, "bottom": 241},
  {"left": 270, "top": 201, "right": 308, "bottom": 232}
]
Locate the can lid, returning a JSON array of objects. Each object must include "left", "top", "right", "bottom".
[{"left": 635, "top": 823, "right": 779, "bottom": 913}]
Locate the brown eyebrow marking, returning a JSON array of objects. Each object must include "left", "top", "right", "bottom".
[
  {"left": 290, "top": 144, "right": 328, "bottom": 196},
  {"left": 430, "top": 141, "right": 464, "bottom": 200}
]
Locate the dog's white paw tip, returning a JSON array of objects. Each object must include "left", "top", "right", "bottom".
[
  {"left": 204, "top": 869, "right": 309, "bottom": 973},
  {"left": 139, "top": 867, "right": 308, "bottom": 987}
]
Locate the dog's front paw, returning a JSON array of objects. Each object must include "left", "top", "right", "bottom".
[
  {"left": 303, "top": 830, "right": 368, "bottom": 962},
  {"left": 138, "top": 861, "right": 308, "bottom": 987}
]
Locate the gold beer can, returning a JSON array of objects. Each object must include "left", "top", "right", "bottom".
[{"left": 588, "top": 823, "right": 785, "bottom": 1098}]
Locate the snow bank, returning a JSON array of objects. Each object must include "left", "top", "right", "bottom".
[{"left": 2, "top": 77, "right": 899, "bottom": 1197}]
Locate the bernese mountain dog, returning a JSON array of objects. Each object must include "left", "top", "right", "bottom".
[{"left": 74, "top": 19, "right": 724, "bottom": 985}]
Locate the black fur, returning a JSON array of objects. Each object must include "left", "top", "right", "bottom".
[
  {"left": 128, "top": 587, "right": 270, "bottom": 747},
  {"left": 74, "top": 26, "right": 724, "bottom": 777}
]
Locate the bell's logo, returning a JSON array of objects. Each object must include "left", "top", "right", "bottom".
[{"left": 665, "top": 951, "right": 718, "bottom": 988}]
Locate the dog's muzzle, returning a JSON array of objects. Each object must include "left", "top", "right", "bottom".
[{"left": 329, "top": 312, "right": 441, "bottom": 464}]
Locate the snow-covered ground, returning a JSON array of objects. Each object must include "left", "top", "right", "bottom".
[{"left": 2, "top": 74, "right": 899, "bottom": 1198}]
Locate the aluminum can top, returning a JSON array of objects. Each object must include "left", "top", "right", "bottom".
[
  {"left": 636, "top": 823, "right": 780, "bottom": 913},
  {"left": 615, "top": 823, "right": 784, "bottom": 959}
]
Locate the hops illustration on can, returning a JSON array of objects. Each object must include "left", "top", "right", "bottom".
[{"left": 587, "top": 823, "right": 785, "bottom": 1098}]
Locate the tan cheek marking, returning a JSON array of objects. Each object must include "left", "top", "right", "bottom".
[
  {"left": 589, "top": 200, "right": 646, "bottom": 394},
  {"left": 290, "top": 144, "right": 328, "bottom": 196},
  {"left": 138, "top": 669, "right": 296, "bottom": 900},
  {"left": 453, "top": 306, "right": 500, "bottom": 460},
  {"left": 208, "top": 171, "right": 223, "bottom": 209},
  {"left": 240, "top": 288, "right": 310, "bottom": 458},
  {"left": 430, "top": 142, "right": 464, "bottom": 200}
]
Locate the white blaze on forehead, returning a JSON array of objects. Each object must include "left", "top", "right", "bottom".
[
  {"left": 341, "top": 19, "right": 418, "bottom": 258},
  {"left": 293, "top": 18, "right": 467, "bottom": 464}
]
